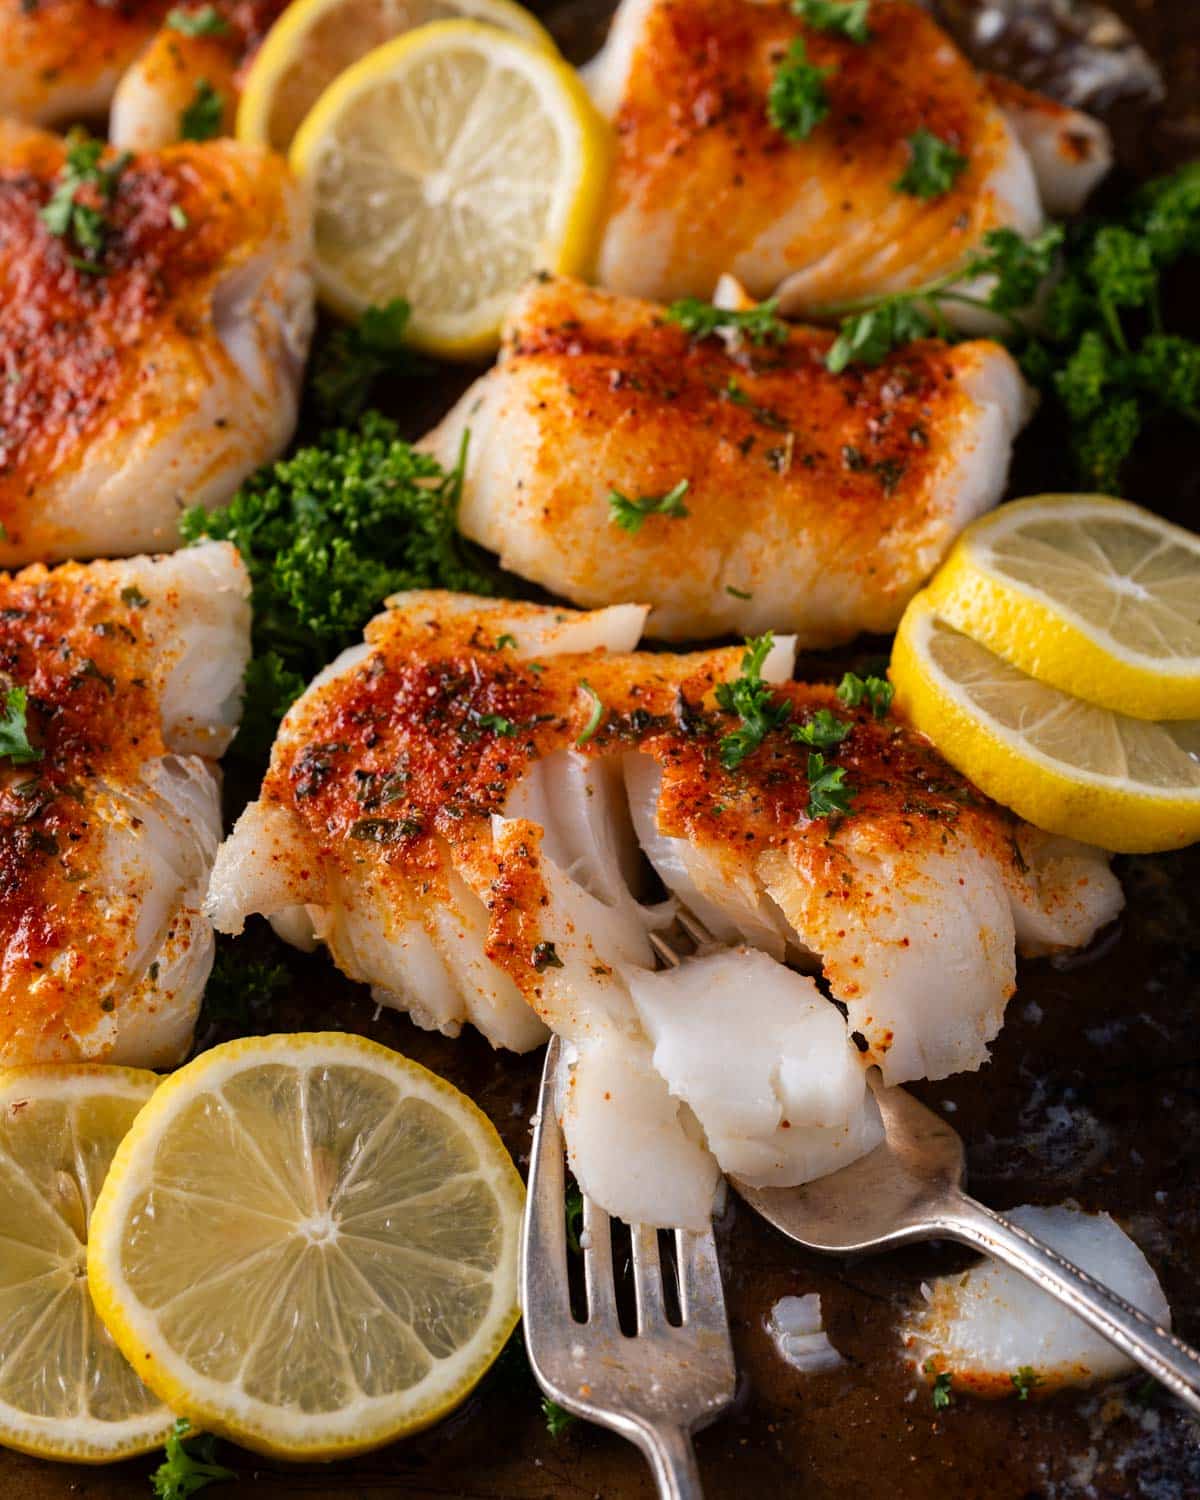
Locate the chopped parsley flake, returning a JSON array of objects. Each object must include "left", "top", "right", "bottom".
[
  {"left": 608, "top": 478, "right": 691, "bottom": 534},
  {"left": 927, "top": 1364, "right": 954, "bottom": 1410},
  {"left": 894, "top": 127, "right": 968, "bottom": 200},
  {"left": 664, "top": 297, "right": 789, "bottom": 346},
  {"left": 791, "top": 707, "right": 851, "bottom": 749},
  {"left": 767, "top": 38, "right": 833, "bottom": 142},
  {"left": 725, "top": 585, "right": 753, "bottom": 600},
  {"left": 166, "top": 4, "right": 230, "bottom": 34},
  {"left": 836, "top": 670, "right": 893, "bottom": 718},
  {"left": 1011, "top": 1365, "right": 1043, "bottom": 1401},
  {"left": 542, "top": 1397, "right": 576, "bottom": 1438},
  {"left": 495, "top": 633, "right": 518, "bottom": 650},
  {"left": 0, "top": 687, "right": 41, "bottom": 765},
  {"left": 575, "top": 680, "right": 605, "bottom": 745},
  {"left": 791, "top": 0, "right": 871, "bottom": 43},
  {"left": 179, "top": 78, "right": 224, "bottom": 141},
  {"left": 715, "top": 633, "right": 792, "bottom": 770},
  {"left": 478, "top": 712, "right": 516, "bottom": 736},
  {"left": 309, "top": 299, "right": 423, "bottom": 424},
  {"left": 168, "top": 204, "right": 189, "bottom": 230},
  {"left": 532, "top": 941, "right": 564, "bottom": 972},
  {"left": 150, "top": 1417, "right": 235, "bottom": 1499},
  {"left": 120, "top": 584, "right": 149, "bottom": 608},
  {"left": 40, "top": 129, "right": 130, "bottom": 270},
  {"left": 806, "top": 751, "right": 854, "bottom": 818}
]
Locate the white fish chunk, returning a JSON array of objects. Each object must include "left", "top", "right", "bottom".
[
  {"left": 0, "top": 541, "right": 250, "bottom": 1066},
  {"left": 903, "top": 1205, "right": 1171, "bottom": 1395},
  {"left": 767, "top": 1294, "right": 845, "bottom": 1375}
]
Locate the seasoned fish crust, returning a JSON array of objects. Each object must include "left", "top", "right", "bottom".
[{"left": 0, "top": 123, "right": 312, "bottom": 566}]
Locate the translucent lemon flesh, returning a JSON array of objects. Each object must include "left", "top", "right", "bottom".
[
  {"left": 88, "top": 1033, "right": 524, "bottom": 1460},
  {"left": 929, "top": 495, "right": 1200, "bottom": 720},
  {"left": 289, "top": 21, "right": 609, "bottom": 355},
  {"left": 237, "top": 0, "right": 555, "bottom": 154},
  {"left": 892, "top": 595, "right": 1200, "bottom": 853},
  {"left": 0, "top": 1066, "right": 169, "bottom": 1463}
]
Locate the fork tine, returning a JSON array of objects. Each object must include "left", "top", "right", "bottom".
[
  {"left": 676, "top": 908, "right": 716, "bottom": 948},
  {"left": 582, "top": 1193, "right": 618, "bottom": 1325},
  {"left": 631, "top": 1223, "right": 668, "bottom": 1331},
  {"left": 676, "top": 1225, "right": 727, "bottom": 1327},
  {"left": 520, "top": 1036, "right": 571, "bottom": 1318},
  {"left": 647, "top": 931, "right": 682, "bottom": 968}
]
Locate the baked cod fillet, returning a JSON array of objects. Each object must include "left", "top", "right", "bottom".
[
  {"left": 0, "top": 541, "right": 250, "bottom": 1067},
  {"left": 586, "top": 0, "right": 1110, "bottom": 311},
  {"left": 208, "top": 593, "right": 1121, "bottom": 1227},
  {"left": 0, "top": 123, "right": 313, "bottom": 568},
  {"left": 0, "top": 0, "right": 285, "bottom": 144},
  {"left": 422, "top": 276, "right": 1033, "bottom": 643}
]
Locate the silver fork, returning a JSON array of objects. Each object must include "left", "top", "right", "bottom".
[{"left": 521, "top": 1034, "right": 736, "bottom": 1500}]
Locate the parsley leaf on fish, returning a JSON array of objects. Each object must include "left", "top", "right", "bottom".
[
  {"left": 894, "top": 127, "right": 968, "bottom": 200},
  {"left": 179, "top": 78, "right": 224, "bottom": 141},
  {"left": 608, "top": 478, "right": 691, "bottom": 534},
  {"left": 767, "top": 38, "right": 833, "bottom": 142},
  {"left": 806, "top": 751, "right": 854, "bottom": 818},
  {"left": 792, "top": 0, "right": 870, "bottom": 43},
  {"left": 715, "top": 633, "right": 792, "bottom": 769},
  {"left": 0, "top": 686, "right": 40, "bottom": 765},
  {"left": 664, "top": 297, "right": 789, "bottom": 346}
]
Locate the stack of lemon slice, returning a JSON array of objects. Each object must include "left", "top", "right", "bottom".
[
  {"left": 0, "top": 1035, "right": 523, "bottom": 1466},
  {"left": 891, "top": 495, "right": 1200, "bottom": 853},
  {"left": 237, "top": 0, "right": 610, "bottom": 358}
]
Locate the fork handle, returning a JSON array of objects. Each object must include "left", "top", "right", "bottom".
[
  {"left": 631, "top": 1421, "right": 704, "bottom": 1500},
  {"left": 941, "top": 1191, "right": 1200, "bottom": 1416}
]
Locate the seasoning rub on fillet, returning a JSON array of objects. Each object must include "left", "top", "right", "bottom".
[
  {"left": 585, "top": 0, "right": 1110, "bottom": 313},
  {"left": 422, "top": 276, "right": 1033, "bottom": 643},
  {"left": 208, "top": 593, "right": 1121, "bottom": 1228},
  {"left": 0, "top": 122, "right": 313, "bottom": 568},
  {"left": 0, "top": 541, "right": 250, "bottom": 1067}
]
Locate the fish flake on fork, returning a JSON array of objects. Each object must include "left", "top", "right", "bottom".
[{"left": 521, "top": 1034, "right": 736, "bottom": 1499}]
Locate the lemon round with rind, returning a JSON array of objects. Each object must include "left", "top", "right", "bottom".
[
  {"left": 236, "top": 0, "right": 557, "bottom": 154},
  {"left": 87, "top": 1032, "right": 524, "bottom": 1462},
  {"left": 288, "top": 21, "right": 611, "bottom": 357},
  {"left": 0, "top": 1064, "right": 171, "bottom": 1464},
  {"left": 891, "top": 592, "right": 1200, "bottom": 854},
  {"left": 927, "top": 495, "right": 1200, "bottom": 722}
]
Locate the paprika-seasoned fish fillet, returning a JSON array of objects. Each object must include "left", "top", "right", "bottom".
[
  {"left": 208, "top": 593, "right": 1121, "bottom": 1227},
  {"left": 422, "top": 277, "right": 1033, "bottom": 643},
  {"left": 0, "top": 0, "right": 284, "bottom": 143},
  {"left": 0, "top": 541, "right": 250, "bottom": 1067},
  {"left": 0, "top": 124, "right": 313, "bottom": 567},
  {"left": 586, "top": 0, "right": 1109, "bottom": 312}
]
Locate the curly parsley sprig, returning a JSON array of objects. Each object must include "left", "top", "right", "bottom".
[
  {"left": 0, "top": 686, "right": 40, "bottom": 765},
  {"left": 150, "top": 1418, "right": 235, "bottom": 1499},
  {"left": 664, "top": 297, "right": 789, "bottom": 346},
  {"left": 792, "top": 0, "right": 871, "bottom": 43},
  {"left": 40, "top": 129, "right": 131, "bottom": 272},
  {"left": 767, "top": 38, "right": 833, "bottom": 142},
  {"left": 714, "top": 634, "right": 793, "bottom": 769}
]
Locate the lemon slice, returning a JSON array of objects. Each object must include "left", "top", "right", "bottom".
[
  {"left": 927, "top": 495, "right": 1200, "bottom": 721},
  {"left": 237, "top": 0, "right": 555, "bottom": 154},
  {"left": 88, "top": 1033, "right": 523, "bottom": 1461},
  {"left": 288, "top": 20, "right": 610, "bottom": 356},
  {"left": 0, "top": 1065, "right": 170, "bottom": 1463},
  {"left": 891, "top": 593, "right": 1200, "bottom": 853}
]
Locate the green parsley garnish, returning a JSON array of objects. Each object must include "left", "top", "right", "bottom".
[
  {"left": 197, "top": 939, "right": 289, "bottom": 1036},
  {"left": 40, "top": 129, "right": 130, "bottom": 269},
  {"left": 663, "top": 296, "right": 788, "bottom": 346},
  {"left": 894, "top": 127, "right": 968, "bottom": 200},
  {"left": 478, "top": 712, "right": 516, "bottom": 735},
  {"left": 309, "top": 299, "right": 424, "bottom": 424},
  {"left": 0, "top": 687, "right": 41, "bottom": 765},
  {"left": 179, "top": 78, "right": 224, "bottom": 141},
  {"left": 495, "top": 633, "right": 518, "bottom": 650},
  {"left": 608, "top": 478, "right": 690, "bottom": 534},
  {"left": 767, "top": 38, "right": 833, "bottom": 142},
  {"left": 725, "top": 585, "right": 753, "bottom": 600},
  {"left": 166, "top": 4, "right": 230, "bottom": 35},
  {"left": 822, "top": 226, "right": 1064, "bottom": 373},
  {"left": 168, "top": 204, "right": 189, "bottom": 230},
  {"left": 542, "top": 1397, "right": 576, "bottom": 1438},
  {"left": 836, "top": 670, "right": 892, "bottom": 718},
  {"left": 1011, "top": 1366, "right": 1043, "bottom": 1401},
  {"left": 120, "top": 584, "right": 149, "bottom": 608},
  {"left": 926, "top": 1364, "right": 954, "bottom": 1411},
  {"left": 181, "top": 413, "right": 494, "bottom": 767},
  {"left": 715, "top": 633, "right": 792, "bottom": 770},
  {"left": 576, "top": 680, "right": 605, "bottom": 745},
  {"left": 791, "top": 707, "right": 851, "bottom": 749},
  {"left": 792, "top": 0, "right": 870, "bottom": 43},
  {"left": 150, "top": 1417, "right": 235, "bottom": 1499},
  {"left": 806, "top": 751, "right": 853, "bottom": 818}
]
